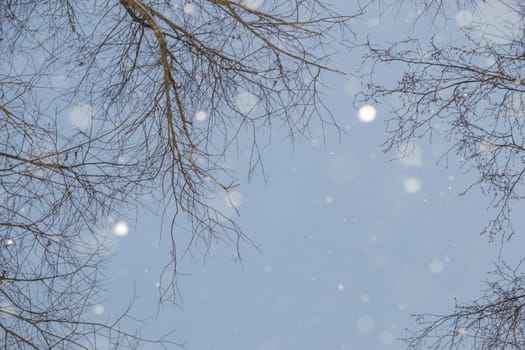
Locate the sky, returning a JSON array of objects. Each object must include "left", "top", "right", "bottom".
[{"left": 91, "top": 1, "right": 525, "bottom": 349}]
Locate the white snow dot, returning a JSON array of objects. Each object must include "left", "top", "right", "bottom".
[
  {"left": 183, "top": 2, "right": 194, "bottom": 14},
  {"left": 429, "top": 258, "right": 444, "bottom": 274},
  {"left": 360, "top": 293, "right": 371, "bottom": 303},
  {"left": 398, "top": 143, "right": 423, "bottom": 167},
  {"left": 324, "top": 195, "right": 334, "bottom": 204},
  {"left": 397, "top": 302, "right": 407, "bottom": 311},
  {"left": 225, "top": 191, "right": 243, "bottom": 208},
  {"left": 240, "top": 0, "right": 264, "bottom": 10},
  {"left": 337, "top": 283, "right": 345, "bottom": 292},
  {"left": 154, "top": 281, "right": 161, "bottom": 288},
  {"left": 194, "top": 110, "right": 207, "bottom": 121},
  {"left": 113, "top": 221, "right": 129, "bottom": 237},
  {"left": 235, "top": 91, "right": 258, "bottom": 114},
  {"left": 485, "top": 56, "right": 496, "bottom": 67},
  {"left": 376, "top": 255, "right": 390, "bottom": 268},
  {"left": 93, "top": 304, "right": 105, "bottom": 315},
  {"left": 343, "top": 79, "right": 360, "bottom": 96},
  {"left": 5, "top": 239, "right": 14, "bottom": 246},
  {"left": 69, "top": 104, "right": 94, "bottom": 130},
  {"left": 356, "top": 315, "right": 375, "bottom": 333},
  {"left": 479, "top": 138, "right": 495, "bottom": 156},
  {"left": 369, "top": 232, "right": 379, "bottom": 242},
  {"left": 50, "top": 73, "right": 69, "bottom": 90},
  {"left": 457, "top": 327, "right": 467, "bottom": 336},
  {"left": 380, "top": 331, "right": 395, "bottom": 345},
  {"left": 455, "top": 10, "right": 473, "bottom": 26},
  {"left": 403, "top": 177, "right": 421, "bottom": 194},
  {"left": 357, "top": 105, "right": 377, "bottom": 123},
  {"left": 366, "top": 18, "right": 380, "bottom": 28}
]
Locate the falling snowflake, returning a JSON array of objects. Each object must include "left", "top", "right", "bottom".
[
  {"left": 429, "top": 258, "right": 444, "bottom": 274},
  {"left": 194, "top": 110, "right": 207, "bottom": 121},
  {"left": 356, "top": 315, "right": 375, "bottom": 333},
  {"left": 398, "top": 143, "right": 423, "bottom": 167},
  {"left": 455, "top": 10, "right": 473, "bottom": 27},
  {"left": 69, "top": 104, "right": 94, "bottom": 130},
  {"left": 240, "top": 0, "right": 264, "bottom": 10},
  {"left": 183, "top": 2, "right": 194, "bottom": 14},
  {"left": 397, "top": 302, "right": 407, "bottom": 311},
  {"left": 357, "top": 105, "right": 377, "bottom": 123},
  {"left": 380, "top": 331, "right": 394, "bottom": 345},
  {"left": 225, "top": 191, "right": 243, "bottom": 208},
  {"left": 403, "top": 177, "right": 422, "bottom": 194},
  {"left": 113, "top": 221, "right": 129, "bottom": 237},
  {"left": 343, "top": 79, "right": 360, "bottom": 96},
  {"left": 93, "top": 304, "right": 105, "bottom": 315},
  {"left": 360, "top": 293, "right": 371, "bottom": 303},
  {"left": 235, "top": 91, "right": 258, "bottom": 115}
]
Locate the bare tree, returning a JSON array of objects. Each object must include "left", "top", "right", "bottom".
[
  {"left": 404, "top": 261, "right": 525, "bottom": 350},
  {"left": 0, "top": 0, "right": 354, "bottom": 347},
  {"left": 357, "top": 1, "right": 525, "bottom": 349},
  {"left": 359, "top": 0, "right": 525, "bottom": 241}
]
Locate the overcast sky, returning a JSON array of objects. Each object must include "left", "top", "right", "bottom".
[{"left": 95, "top": 1, "right": 525, "bottom": 349}]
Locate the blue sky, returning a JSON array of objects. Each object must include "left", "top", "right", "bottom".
[{"left": 93, "top": 1, "right": 525, "bottom": 349}]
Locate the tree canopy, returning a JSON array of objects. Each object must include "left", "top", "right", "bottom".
[
  {"left": 0, "top": 0, "right": 353, "bottom": 348},
  {"left": 359, "top": 1, "right": 525, "bottom": 348}
]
